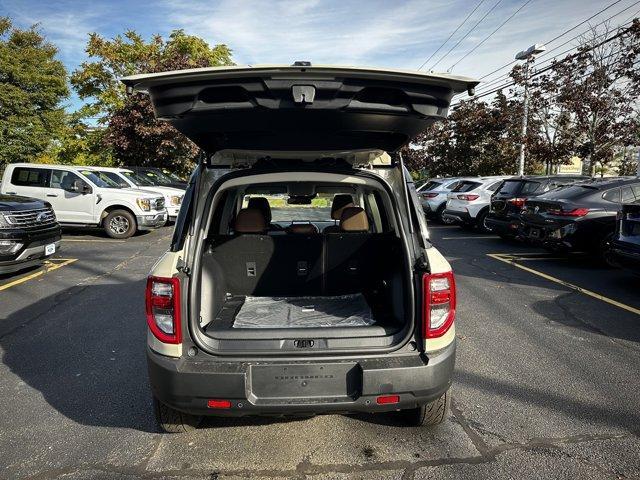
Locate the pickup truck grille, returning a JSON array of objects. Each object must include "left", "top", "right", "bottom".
[
  {"left": 153, "top": 198, "right": 165, "bottom": 210},
  {"left": 2, "top": 208, "right": 57, "bottom": 228}
]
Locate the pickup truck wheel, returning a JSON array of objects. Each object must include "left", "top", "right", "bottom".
[
  {"left": 401, "top": 389, "right": 450, "bottom": 427},
  {"left": 153, "top": 397, "right": 202, "bottom": 433},
  {"left": 104, "top": 210, "right": 136, "bottom": 239}
]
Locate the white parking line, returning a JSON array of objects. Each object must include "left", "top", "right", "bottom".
[
  {"left": 62, "top": 239, "right": 126, "bottom": 243},
  {"left": 441, "top": 236, "right": 498, "bottom": 240}
]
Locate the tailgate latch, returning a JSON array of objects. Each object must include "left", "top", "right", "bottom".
[{"left": 292, "top": 85, "right": 315, "bottom": 104}]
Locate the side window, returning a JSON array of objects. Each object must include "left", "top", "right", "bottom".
[
  {"left": 365, "top": 192, "right": 383, "bottom": 233},
  {"left": 11, "top": 167, "right": 49, "bottom": 187},
  {"left": 621, "top": 186, "right": 635, "bottom": 203},
  {"left": 486, "top": 181, "right": 502, "bottom": 192},
  {"left": 602, "top": 188, "right": 621, "bottom": 203},
  {"left": 631, "top": 184, "right": 640, "bottom": 201},
  {"left": 446, "top": 181, "right": 460, "bottom": 190},
  {"left": 50, "top": 170, "right": 85, "bottom": 190}
]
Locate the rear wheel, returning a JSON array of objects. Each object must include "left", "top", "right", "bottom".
[
  {"left": 153, "top": 397, "right": 202, "bottom": 433},
  {"left": 400, "top": 389, "right": 450, "bottom": 427},
  {"left": 598, "top": 232, "right": 617, "bottom": 268},
  {"left": 104, "top": 209, "right": 137, "bottom": 239},
  {"left": 476, "top": 209, "right": 492, "bottom": 233},
  {"left": 436, "top": 205, "right": 455, "bottom": 225}
]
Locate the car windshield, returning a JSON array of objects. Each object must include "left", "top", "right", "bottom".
[
  {"left": 161, "top": 170, "right": 185, "bottom": 182},
  {"left": 140, "top": 170, "right": 175, "bottom": 186},
  {"left": 123, "top": 171, "right": 156, "bottom": 187},
  {"left": 79, "top": 170, "right": 120, "bottom": 188},
  {"left": 99, "top": 171, "right": 130, "bottom": 188}
]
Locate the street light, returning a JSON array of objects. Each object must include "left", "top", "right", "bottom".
[{"left": 515, "top": 43, "right": 546, "bottom": 176}]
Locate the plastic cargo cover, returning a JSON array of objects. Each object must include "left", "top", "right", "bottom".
[{"left": 233, "top": 294, "right": 375, "bottom": 328}]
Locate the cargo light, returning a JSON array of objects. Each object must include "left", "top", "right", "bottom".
[
  {"left": 207, "top": 399, "right": 231, "bottom": 409},
  {"left": 547, "top": 207, "right": 590, "bottom": 217},
  {"left": 145, "top": 276, "right": 181, "bottom": 344},
  {"left": 457, "top": 194, "right": 479, "bottom": 201},
  {"left": 423, "top": 271, "right": 456, "bottom": 339},
  {"left": 376, "top": 395, "right": 400, "bottom": 405}
]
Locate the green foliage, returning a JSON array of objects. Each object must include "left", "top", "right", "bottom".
[
  {"left": 0, "top": 18, "right": 69, "bottom": 167},
  {"left": 71, "top": 30, "right": 234, "bottom": 174}
]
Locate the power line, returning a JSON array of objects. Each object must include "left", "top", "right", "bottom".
[
  {"left": 450, "top": 25, "right": 635, "bottom": 107},
  {"left": 473, "top": 0, "right": 630, "bottom": 83},
  {"left": 447, "top": 0, "right": 535, "bottom": 72},
  {"left": 473, "top": 14, "right": 638, "bottom": 95},
  {"left": 417, "top": 0, "right": 487, "bottom": 70},
  {"left": 429, "top": 0, "right": 505, "bottom": 71}
]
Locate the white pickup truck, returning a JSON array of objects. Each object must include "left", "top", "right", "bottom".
[
  {"left": 1, "top": 163, "right": 167, "bottom": 238},
  {"left": 85, "top": 166, "right": 185, "bottom": 221}
]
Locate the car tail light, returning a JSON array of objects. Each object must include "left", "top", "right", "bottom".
[
  {"left": 508, "top": 197, "right": 526, "bottom": 208},
  {"left": 376, "top": 395, "right": 400, "bottom": 405},
  {"left": 457, "top": 194, "right": 479, "bottom": 201},
  {"left": 145, "top": 276, "right": 181, "bottom": 344},
  {"left": 548, "top": 207, "right": 590, "bottom": 217},
  {"left": 422, "top": 193, "right": 439, "bottom": 198},
  {"left": 423, "top": 271, "right": 456, "bottom": 339}
]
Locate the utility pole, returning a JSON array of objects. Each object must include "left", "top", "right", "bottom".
[{"left": 515, "top": 44, "right": 546, "bottom": 176}]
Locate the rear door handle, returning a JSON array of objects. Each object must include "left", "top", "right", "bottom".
[{"left": 46, "top": 194, "right": 58, "bottom": 197}]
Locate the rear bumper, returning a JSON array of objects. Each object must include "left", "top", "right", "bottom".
[
  {"left": 610, "top": 241, "right": 640, "bottom": 273},
  {"left": 443, "top": 209, "right": 472, "bottom": 224},
  {"left": 485, "top": 214, "right": 520, "bottom": 235},
  {"left": 147, "top": 341, "right": 456, "bottom": 416},
  {"left": 136, "top": 211, "right": 168, "bottom": 230}
]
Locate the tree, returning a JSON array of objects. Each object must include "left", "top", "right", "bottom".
[
  {"left": 0, "top": 18, "right": 69, "bottom": 167},
  {"left": 554, "top": 20, "right": 640, "bottom": 176},
  {"left": 71, "top": 30, "right": 234, "bottom": 173}
]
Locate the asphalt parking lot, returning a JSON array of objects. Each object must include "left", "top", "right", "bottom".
[{"left": 1, "top": 223, "right": 639, "bottom": 480}]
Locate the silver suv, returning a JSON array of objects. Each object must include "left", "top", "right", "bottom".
[{"left": 124, "top": 65, "right": 477, "bottom": 432}]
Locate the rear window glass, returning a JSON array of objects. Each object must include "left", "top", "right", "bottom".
[
  {"left": 540, "top": 184, "right": 597, "bottom": 200},
  {"left": 11, "top": 167, "right": 48, "bottom": 187},
  {"left": 419, "top": 181, "right": 442, "bottom": 191},
  {"left": 452, "top": 181, "right": 481, "bottom": 192},
  {"left": 495, "top": 180, "right": 524, "bottom": 195},
  {"left": 242, "top": 194, "right": 334, "bottom": 222}
]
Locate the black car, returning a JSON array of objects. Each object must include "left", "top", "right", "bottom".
[
  {"left": 0, "top": 194, "right": 61, "bottom": 275},
  {"left": 485, "top": 175, "right": 589, "bottom": 239},
  {"left": 519, "top": 177, "right": 640, "bottom": 256},
  {"left": 610, "top": 201, "right": 640, "bottom": 273},
  {"left": 124, "top": 167, "right": 188, "bottom": 190}
]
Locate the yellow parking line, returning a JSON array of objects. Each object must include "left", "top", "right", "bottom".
[
  {"left": 0, "top": 258, "right": 77, "bottom": 292},
  {"left": 487, "top": 253, "right": 640, "bottom": 316},
  {"left": 62, "top": 239, "right": 126, "bottom": 243}
]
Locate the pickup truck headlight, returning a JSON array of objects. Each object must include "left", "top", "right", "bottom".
[
  {"left": 169, "top": 195, "right": 182, "bottom": 206},
  {"left": 136, "top": 198, "right": 151, "bottom": 212}
]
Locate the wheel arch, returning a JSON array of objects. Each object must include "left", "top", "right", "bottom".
[{"left": 99, "top": 204, "right": 138, "bottom": 226}]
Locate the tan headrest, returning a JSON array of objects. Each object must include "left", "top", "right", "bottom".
[
  {"left": 234, "top": 208, "right": 267, "bottom": 233},
  {"left": 331, "top": 194, "right": 355, "bottom": 220},
  {"left": 287, "top": 223, "right": 319, "bottom": 235},
  {"left": 340, "top": 207, "right": 369, "bottom": 232},
  {"left": 247, "top": 197, "right": 272, "bottom": 223}
]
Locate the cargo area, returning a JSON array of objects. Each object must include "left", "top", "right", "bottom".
[{"left": 196, "top": 176, "right": 411, "bottom": 347}]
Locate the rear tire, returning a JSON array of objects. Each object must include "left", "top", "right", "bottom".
[
  {"left": 104, "top": 209, "right": 137, "bottom": 239},
  {"left": 153, "top": 397, "right": 202, "bottom": 433},
  {"left": 476, "top": 209, "right": 492, "bottom": 233},
  {"left": 401, "top": 389, "right": 450, "bottom": 427},
  {"left": 436, "top": 205, "right": 455, "bottom": 225}
]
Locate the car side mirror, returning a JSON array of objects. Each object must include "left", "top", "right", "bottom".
[{"left": 81, "top": 184, "right": 92, "bottom": 195}]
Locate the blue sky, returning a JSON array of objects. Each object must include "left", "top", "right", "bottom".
[{"left": 2, "top": 0, "right": 638, "bottom": 112}]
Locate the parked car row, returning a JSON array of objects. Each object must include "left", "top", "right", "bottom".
[
  {"left": 424, "top": 173, "right": 640, "bottom": 273},
  {"left": 0, "top": 163, "right": 187, "bottom": 275}
]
